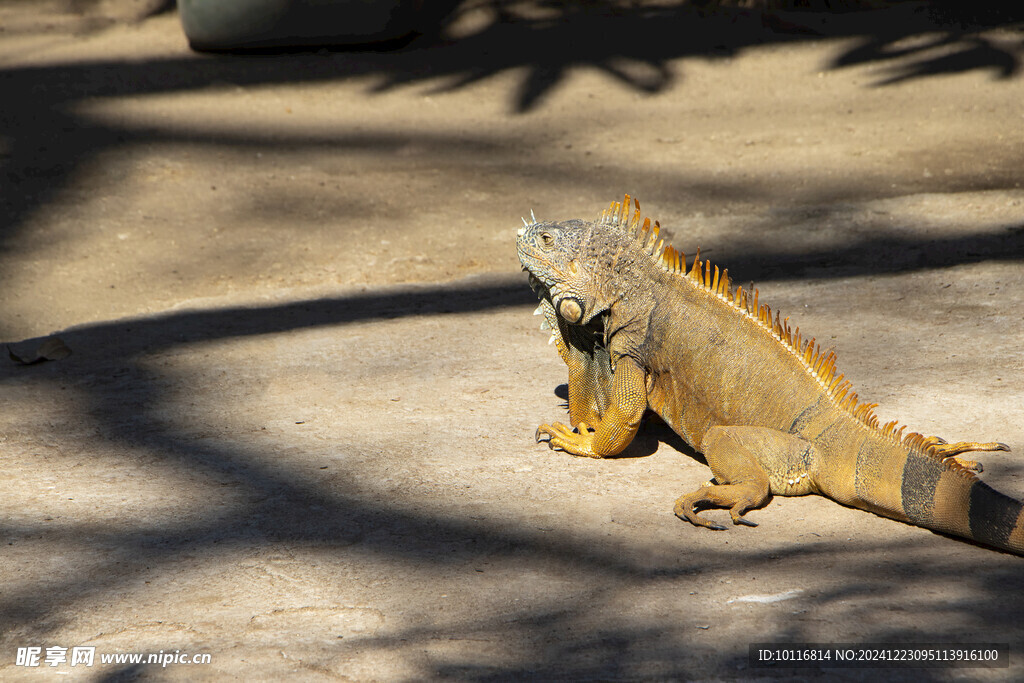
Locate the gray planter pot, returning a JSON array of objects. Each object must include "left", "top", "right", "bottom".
[{"left": 177, "top": 0, "right": 429, "bottom": 50}]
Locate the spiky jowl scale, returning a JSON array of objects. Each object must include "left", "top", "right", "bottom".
[{"left": 517, "top": 195, "right": 1019, "bottom": 555}]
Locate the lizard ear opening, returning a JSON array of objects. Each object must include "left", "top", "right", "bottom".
[{"left": 557, "top": 297, "right": 584, "bottom": 324}]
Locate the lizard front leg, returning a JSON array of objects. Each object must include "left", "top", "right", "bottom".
[
  {"left": 537, "top": 299, "right": 611, "bottom": 427},
  {"left": 547, "top": 309, "right": 613, "bottom": 428},
  {"left": 537, "top": 357, "right": 647, "bottom": 458},
  {"left": 565, "top": 342, "right": 613, "bottom": 427}
]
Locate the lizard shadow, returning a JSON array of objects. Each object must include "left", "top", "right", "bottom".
[{"left": 553, "top": 383, "right": 707, "bottom": 465}]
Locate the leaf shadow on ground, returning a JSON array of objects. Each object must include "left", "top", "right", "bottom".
[{"left": 1, "top": 0, "right": 1022, "bottom": 252}]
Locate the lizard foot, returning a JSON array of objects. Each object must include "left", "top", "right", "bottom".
[
  {"left": 926, "top": 439, "right": 1010, "bottom": 474},
  {"left": 673, "top": 487, "right": 761, "bottom": 531},
  {"left": 535, "top": 421, "right": 600, "bottom": 458},
  {"left": 945, "top": 457, "right": 984, "bottom": 474},
  {"left": 673, "top": 496, "right": 727, "bottom": 531}
]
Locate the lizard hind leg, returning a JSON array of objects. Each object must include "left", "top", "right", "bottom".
[{"left": 674, "top": 426, "right": 817, "bottom": 530}]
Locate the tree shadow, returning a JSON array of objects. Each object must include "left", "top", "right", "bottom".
[
  {"left": 829, "top": 1, "right": 1023, "bottom": 84},
  {"left": 332, "top": 536, "right": 1022, "bottom": 680},
  {"left": 2, "top": 0, "right": 1023, "bottom": 256},
  {"left": 702, "top": 219, "right": 1024, "bottom": 281}
]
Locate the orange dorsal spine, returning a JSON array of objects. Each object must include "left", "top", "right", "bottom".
[{"left": 596, "top": 194, "right": 957, "bottom": 463}]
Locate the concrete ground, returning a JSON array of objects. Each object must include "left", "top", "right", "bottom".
[{"left": 1, "top": 1, "right": 1023, "bottom": 680}]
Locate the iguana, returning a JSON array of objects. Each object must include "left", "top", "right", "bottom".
[{"left": 517, "top": 195, "right": 1023, "bottom": 555}]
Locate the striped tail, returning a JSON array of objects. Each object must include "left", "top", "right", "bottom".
[{"left": 898, "top": 448, "right": 1024, "bottom": 555}]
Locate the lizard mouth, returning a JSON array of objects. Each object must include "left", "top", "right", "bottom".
[
  {"left": 524, "top": 269, "right": 567, "bottom": 305},
  {"left": 524, "top": 268, "right": 552, "bottom": 300},
  {"left": 526, "top": 271, "right": 546, "bottom": 297}
]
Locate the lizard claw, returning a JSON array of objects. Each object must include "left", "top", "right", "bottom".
[
  {"left": 535, "top": 426, "right": 549, "bottom": 444},
  {"left": 536, "top": 422, "right": 571, "bottom": 448},
  {"left": 535, "top": 422, "right": 598, "bottom": 457},
  {"left": 689, "top": 515, "right": 728, "bottom": 532},
  {"left": 732, "top": 515, "right": 759, "bottom": 528},
  {"left": 673, "top": 498, "right": 728, "bottom": 531}
]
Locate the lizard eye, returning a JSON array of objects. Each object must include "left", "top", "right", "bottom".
[{"left": 539, "top": 232, "right": 554, "bottom": 247}]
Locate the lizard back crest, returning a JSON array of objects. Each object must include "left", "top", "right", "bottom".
[{"left": 596, "top": 194, "right": 973, "bottom": 475}]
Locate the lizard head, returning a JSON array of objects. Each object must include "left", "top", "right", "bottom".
[{"left": 517, "top": 217, "right": 614, "bottom": 326}]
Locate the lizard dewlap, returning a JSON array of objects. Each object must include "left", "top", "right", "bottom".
[{"left": 517, "top": 195, "right": 1022, "bottom": 555}]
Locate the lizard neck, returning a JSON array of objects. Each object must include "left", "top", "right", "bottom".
[{"left": 603, "top": 249, "right": 661, "bottom": 362}]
